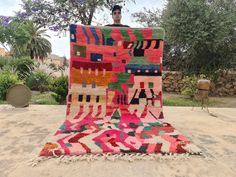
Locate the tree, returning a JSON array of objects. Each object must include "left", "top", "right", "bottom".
[
  {"left": 132, "top": 7, "right": 161, "bottom": 27},
  {"left": 0, "top": 19, "right": 32, "bottom": 56},
  {"left": 17, "top": 0, "right": 135, "bottom": 32},
  {"left": 132, "top": 0, "right": 236, "bottom": 73},
  {"left": 0, "top": 18, "right": 51, "bottom": 59},
  {"left": 131, "top": 7, "right": 171, "bottom": 69},
  {"left": 26, "top": 22, "right": 52, "bottom": 60},
  {"left": 161, "top": 0, "right": 236, "bottom": 73},
  {"left": 0, "top": 16, "right": 13, "bottom": 51}
]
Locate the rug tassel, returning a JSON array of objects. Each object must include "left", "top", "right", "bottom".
[{"left": 28, "top": 152, "right": 203, "bottom": 167}]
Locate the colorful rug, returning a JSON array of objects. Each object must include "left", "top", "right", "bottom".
[{"left": 39, "top": 25, "right": 201, "bottom": 158}]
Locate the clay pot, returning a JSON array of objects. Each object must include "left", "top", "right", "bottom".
[{"left": 197, "top": 79, "right": 210, "bottom": 91}]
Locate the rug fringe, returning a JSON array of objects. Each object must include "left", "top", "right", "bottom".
[{"left": 28, "top": 152, "right": 203, "bottom": 167}]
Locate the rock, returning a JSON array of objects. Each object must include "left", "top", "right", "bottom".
[
  {"left": 166, "top": 88, "right": 173, "bottom": 92},
  {"left": 225, "top": 84, "right": 232, "bottom": 89},
  {"left": 162, "top": 70, "right": 236, "bottom": 96},
  {"left": 178, "top": 83, "right": 183, "bottom": 87},
  {"left": 166, "top": 75, "right": 174, "bottom": 80},
  {"left": 175, "top": 74, "right": 183, "bottom": 80},
  {"left": 163, "top": 80, "right": 171, "bottom": 84},
  {"left": 173, "top": 83, "right": 178, "bottom": 88},
  {"left": 175, "top": 89, "right": 180, "bottom": 92}
]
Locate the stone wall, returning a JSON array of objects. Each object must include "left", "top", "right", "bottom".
[
  {"left": 163, "top": 71, "right": 183, "bottom": 93},
  {"left": 210, "top": 70, "right": 236, "bottom": 96},
  {"left": 162, "top": 71, "right": 236, "bottom": 96}
]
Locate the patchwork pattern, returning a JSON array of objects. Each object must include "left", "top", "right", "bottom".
[{"left": 40, "top": 25, "right": 199, "bottom": 156}]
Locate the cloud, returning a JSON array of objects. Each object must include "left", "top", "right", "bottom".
[{"left": 0, "top": 0, "right": 21, "bottom": 16}]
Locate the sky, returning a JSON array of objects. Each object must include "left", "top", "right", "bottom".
[{"left": 0, "top": 0, "right": 166, "bottom": 58}]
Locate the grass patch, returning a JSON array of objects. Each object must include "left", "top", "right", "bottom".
[
  {"left": 0, "top": 91, "right": 59, "bottom": 105},
  {"left": 0, "top": 91, "right": 225, "bottom": 107},
  {"left": 0, "top": 100, "right": 7, "bottom": 104},
  {"left": 163, "top": 96, "right": 221, "bottom": 107},
  {"left": 30, "top": 91, "right": 59, "bottom": 105}
]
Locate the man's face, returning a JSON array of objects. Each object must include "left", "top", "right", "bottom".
[{"left": 112, "top": 9, "right": 121, "bottom": 22}]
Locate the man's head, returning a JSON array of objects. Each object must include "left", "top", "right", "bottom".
[{"left": 111, "top": 5, "right": 122, "bottom": 24}]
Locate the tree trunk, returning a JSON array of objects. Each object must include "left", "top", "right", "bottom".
[
  {"left": 87, "top": 8, "right": 95, "bottom": 25},
  {"left": 30, "top": 51, "right": 34, "bottom": 60}
]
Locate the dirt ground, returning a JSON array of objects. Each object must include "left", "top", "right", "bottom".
[{"left": 0, "top": 105, "right": 235, "bottom": 177}]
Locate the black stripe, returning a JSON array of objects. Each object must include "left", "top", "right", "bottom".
[
  {"left": 134, "top": 72, "right": 162, "bottom": 76},
  {"left": 117, "top": 95, "right": 120, "bottom": 104},
  {"left": 124, "top": 95, "right": 127, "bottom": 104},
  {"left": 154, "top": 40, "right": 160, "bottom": 49},
  {"left": 138, "top": 41, "right": 144, "bottom": 49},
  {"left": 145, "top": 40, "right": 152, "bottom": 49}
]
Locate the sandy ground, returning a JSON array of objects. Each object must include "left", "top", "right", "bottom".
[{"left": 0, "top": 105, "right": 235, "bottom": 177}]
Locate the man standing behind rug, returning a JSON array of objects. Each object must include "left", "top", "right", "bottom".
[{"left": 105, "top": 5, "right": 130, "bottom": 27}]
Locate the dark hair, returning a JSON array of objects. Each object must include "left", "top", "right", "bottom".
[{"left": 112, "top": 5, "right": 122, "bottom": 13}]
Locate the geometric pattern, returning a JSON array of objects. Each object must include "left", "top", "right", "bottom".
[{"left": 39, "top": 25, "right": 200, "bottom": 156}]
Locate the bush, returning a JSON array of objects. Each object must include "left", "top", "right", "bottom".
[
  {"left": 11, "top": 57, "right": 35, "bottom": 81},
  {"left": 26, "top": 70, "right": 51, "bottom": 93},
  {"left": 181, "top": 74, "right": 207, "bottom": 98},
  {"left": 30, "top": 91, "right": 58, "bottom": 105},
  {"left": 0, "top": 56, "right": 35, "bottom": 81},
  {"left": 0, "top": 56, "right": 11, "bottom": 69},
  {"left": 49, "top": 76, "right": 68, "bottom": 104},
  {"left": 0, "top": 71, "right": 22, "bottom": 100}
]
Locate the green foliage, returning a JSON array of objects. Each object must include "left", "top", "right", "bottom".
[
  {"left": 48, "top": 61, "right": 68, "bottom": 76},
  {"left": 48, "top": 63, "right": 58, "bottom": 72},
  {"left": 0, "top": 56, "right": 35, "bottom": 81},
  {"left": 26, "top": 70, "right": 51, "bottom": 93},
  {"left": 133, "top": 0, "right": 236, "bottom": 73},
  {"left": 181, "top": 74, "right": 207, "bottom": 98},
  {"left": 163, "top": 97, "right": 201, "bottom": 107},
  {"left": 0, "top": 20, "right": 51, "bottom": 59},
  {"left": 161, "top": 0, "right": 236, "bottom": 73},
  {"left": 132, "top": 7, "right": 161, "bottom": 27},
  {"left": 0, "top": 70, "right": 22, "bottom": 100},
  {"left": 181, "top": 75, "right": 199, "bottom": 98},
  {"left": 0, "top": 56, "right": 11, "bottom": 69},
  {"left": 11, "top": 57, "right": 35, "bottom": 80},
  {"left": 49, "top": 76, "right": 68, "bottom": 104},
  {"left": 26, "top": 22, "right": 52, "bottom": 59},
  {"left": 30, "top": 91, "right": 58, "bottom": 105},
  {"left": 163, "top": 96, "right": 220, "bottom": 107},
  {"left": 1, "top": 20, "right": 31, "bottom": 57}
]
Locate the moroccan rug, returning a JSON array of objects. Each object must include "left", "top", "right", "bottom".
[{"left": 39, "top": 25, "right": 201, "bottom": 158}]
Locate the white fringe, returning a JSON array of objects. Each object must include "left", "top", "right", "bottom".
[{"left": 28, "top": 152, "right": 203, "bottom": 167}]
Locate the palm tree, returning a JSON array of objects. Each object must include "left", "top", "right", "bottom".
[
  {"left": 8, "top": 21, "right": 52, "bottom": 60},
  {"left": 26, "top": 22, "right": 52, "bottom": 60}
]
